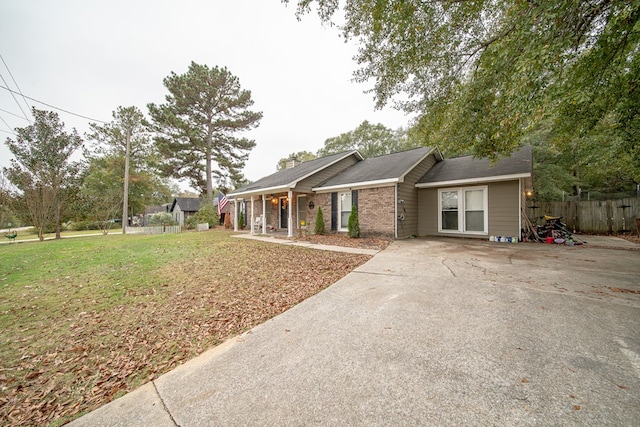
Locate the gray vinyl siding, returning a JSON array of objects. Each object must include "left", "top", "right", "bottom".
[
  {"left": 417, "top": 188, "right": 438, "bottom": 236},
  {"left": 417, "top": 180, "right": 520, "bottom": 239},
  {"left": 295, "top": 157, "right": 359, "bottom": 193},
  {"left": 487, "top": 180, "right": 520, "bottom": 239},
  {"left": 397, "top": 154, "right": 438, "bottom": 238}
]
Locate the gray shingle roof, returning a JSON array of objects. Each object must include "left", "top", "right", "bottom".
[
  {"left": 229, "top": 151, "right": 361, "bottom": 196},
  {"left": 171, "top": 197, "right": 201, "bottom": 212},
  {"left": 315, "top": 146, "right": 437, "bottom": 190},
  {"left": 417, "top": 145, "right": 532, "bottom": 186}
]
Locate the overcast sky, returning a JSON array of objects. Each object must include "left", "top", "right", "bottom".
[{"left": 0, "top": 0, "right": 412, "bottom": 189}]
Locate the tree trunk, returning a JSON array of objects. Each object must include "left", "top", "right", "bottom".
[
  {"left": 55, "top": 200, "right": 61, "bottom": 239},
  {"left": 205, "top": 141, "right": 213, "bottom": 201},
  {"left": 122, "top": 129, "right": 131, "bottom": 234}
]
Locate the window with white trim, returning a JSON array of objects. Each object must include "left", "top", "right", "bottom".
[
  {"left": 438, "top": 186, "right": 488, "bottom": 234},
  {"left": 338, "top": 191, "right": 352, "bottom": 231}
]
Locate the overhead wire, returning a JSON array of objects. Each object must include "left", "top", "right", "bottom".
[
  {"left": 0, "top": 114, "right": 16, "bottom": 135},
  {"left": 0, "top": 107, "right": 30, "bottom": 121},
  {"left": 0, "top": 84, "right": 108, "bottom": 124},
  {"left": 0, "top": 54, "right": 32, "bottom": 120}
]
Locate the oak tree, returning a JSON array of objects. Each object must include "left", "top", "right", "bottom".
[
  {"left": 317, "top": 120, "right": 413, "bottom": 158},
  {"left": 288, "top": 0, "right": 640, "bottom": 192}
]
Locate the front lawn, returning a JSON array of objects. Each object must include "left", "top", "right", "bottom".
[{"left": 0, "top": 230, "right": 371, "bottom": 426}]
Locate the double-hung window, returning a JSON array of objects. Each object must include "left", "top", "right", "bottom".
[
  {"left": 438, "top": 186, "right": 487, "bottom": 234},
  {"left": 338, "top": 191, "right": 352, "bottom": 231}
]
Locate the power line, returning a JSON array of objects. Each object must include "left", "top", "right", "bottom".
[
  {"left": 0, "top": 72, "right": 30, "bottom": 123},
  {"left": 0, "top": 114, "right": 16, "bottom": 135},
  {"left": 0, "top": 84, "right": 109, "bottom": 124},
  {"left": 0, "top": 54, "right": 31, "bottom": 123},
  {"left": 0, "top": 107, "right": 29, "bottom": 121}
]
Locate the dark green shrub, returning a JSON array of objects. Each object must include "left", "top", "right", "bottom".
[
  {"left": 347, "top": 204, "right": 360, "bottom": 238},
  {"left": 193, "top": 200, "right": 218, "bottom": 228},
  {"left": 314, "top": 207, "right": 325, "bottom": 235}
]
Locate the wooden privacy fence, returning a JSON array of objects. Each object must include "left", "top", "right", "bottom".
[
  {"left": 125, "top": 225, "right": 182, "bottom": 235},
  {"left": 526, "top": 197, "right": 640, "bottom": 234}
]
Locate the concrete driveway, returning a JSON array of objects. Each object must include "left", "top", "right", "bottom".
[{"left": 70, "top": 238, "right": 640, "bottom": 426}]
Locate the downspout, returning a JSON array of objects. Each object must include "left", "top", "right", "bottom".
[{"left": 287, "top": 190, "right": 293, "bottom": 237}]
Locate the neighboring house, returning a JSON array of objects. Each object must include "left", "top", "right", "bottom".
[
  {"left": 143, "top": 203, "right": 171, "bottom": 226},
  {"left": 228, "top": 146, "right": 532, "bottom": 240},
  {"left": 170, "top": 197, "right": 201, "bottom": 226}
]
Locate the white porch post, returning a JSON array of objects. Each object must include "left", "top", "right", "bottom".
[
  {"left": 262, "top": 194, "right": 267, "bottom": 235},
  {"left": 250, "top": 195, "right": 255, "bottom": 234},
  {"left": 287, "top": 189, "right": 293, "bottom": 238},
  {"left": 233, "top": 198, "right": 238, "bottom": 232}
]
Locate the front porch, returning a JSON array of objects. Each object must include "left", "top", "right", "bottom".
[{"left": 232, "top": 191, "right": 313, "bottom": 238}]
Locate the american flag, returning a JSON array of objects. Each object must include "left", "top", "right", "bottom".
[{"left": 218, "top": 191, "right": 229, "bottom": 216}]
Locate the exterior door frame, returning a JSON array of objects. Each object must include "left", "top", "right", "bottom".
[{"left": 279, "top": 197, "right": 288, "bottom": 229}]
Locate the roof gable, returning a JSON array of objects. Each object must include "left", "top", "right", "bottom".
[
  {"left": 229, "top": 151, "right": 362, "bottom": 197},
  {"left": 417, "top": 145, "right": 532, "bottom": 187},
  {"left": 171, "top": 197, "right": 201, "bottom": 212},
  {"left": 314, "top": 146, "right": 438, "bottom": 191}
]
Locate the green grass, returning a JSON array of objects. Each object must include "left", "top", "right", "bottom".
[
  {"left": 1, "top": 232, "right": 205, "bottom": 359},
  {"left": 0, "top": 229, "right": 371, "bottom": 426},
  {"left": 6, "top": 227, "right": 123, "bottom": 241},
  {"left": 2, "top": 232, "right": 192, "bottom": 308}
]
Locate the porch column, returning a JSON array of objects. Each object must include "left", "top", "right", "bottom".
[
  {"left": 262, "top": 194, "right": 267, "bottom": 235},
  {"left": 250, "top": 195, "right": 255, "bottom": 234},
  {"left": 233, "top": 198, "right": 238, "bottom": 232},
  {"left": 287, "top": 189, "right": 293, "bottom": 238}
]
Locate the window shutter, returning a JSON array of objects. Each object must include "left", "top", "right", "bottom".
[
  {"left": 351, "top": 189, "right": 358, "bottom": 210},
  {"left": 331, "top": 192, "right": 337, "bottom": 231}
]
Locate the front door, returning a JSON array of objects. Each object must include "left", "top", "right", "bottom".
[{"left": 280, "top": 197, "right": 288, "bottom": 229}]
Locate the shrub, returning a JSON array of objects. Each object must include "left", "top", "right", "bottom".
[
  {"left": 347, "top": 204, "right": 360, "bottom": 238},
  {"left": 185, "top": 215, "right": 197, "bottom": 229},
  {"left": 150, "top": 212, "right": 176, "bottom": 226},
  {"left": 314, "top": 207, "right": 325, "bottom": 235},
  {"left": 193, "top": 200, "right": 218, "bottom": 228},
  {"left": 239, "top": 212, "right": 245, "bottom": 229}
]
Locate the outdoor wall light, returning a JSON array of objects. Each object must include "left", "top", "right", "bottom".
[
  {"left": 308, "top": 201, "right": 315, "bottom": 209},
  {"left": 271, "top": 197, "right": 278, "bottom": 205}
]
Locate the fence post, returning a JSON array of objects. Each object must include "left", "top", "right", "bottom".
[{"left": 606, "top": 201, "right": 613, "bottom": 234}]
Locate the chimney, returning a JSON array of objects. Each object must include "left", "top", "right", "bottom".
[{"left": 286, "top": 157, "right": 299, "bottom": 169}]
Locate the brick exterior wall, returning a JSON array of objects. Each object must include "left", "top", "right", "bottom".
[
  {"left": 306, "top": 193, "right": 332, "bottom": 234},
  {"left": 305, "top": 188, "right": 395, "bottom": 238},
  {"left": 357, "top": 187, "right": 395, "bottom": 238}
]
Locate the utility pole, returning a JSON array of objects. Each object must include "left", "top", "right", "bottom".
[{"left": 122, "top": 128, "right": 131, "bottom": 234}]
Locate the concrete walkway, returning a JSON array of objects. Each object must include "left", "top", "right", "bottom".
[{"left": 68, "top": 237, "right": 640, "bottom": 426}]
